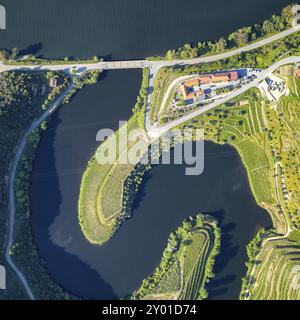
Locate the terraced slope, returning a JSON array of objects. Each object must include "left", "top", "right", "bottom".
[
  {"left": 78, "top": 112, "right": 149, "bottom": 244},
  {"left": 132, "top": 214, "right": 220, "bottom": 300},
  {"left": 176, "top": 68, "right": 300, "bottom": 299},
  {"left": 248, "top": 236, "right": 300, "bottom": 300},
  {"left": 179, "top": 230, "right": 213, "bottom": 300}
]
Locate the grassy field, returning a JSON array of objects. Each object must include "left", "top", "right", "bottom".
[
  {"left": 132, "top": 214, "right": 220, "bottom": 300},
  {"left": 78, "top": 112, "right": 150, "bottom": 244}
]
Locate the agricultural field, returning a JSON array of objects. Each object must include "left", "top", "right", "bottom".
[
  {"left": 78, "top": 69, "right": 150, "bottom": 245},
  {"left": 177, "top": 68, "right": 300, "bottom": 299},
  {"left": 178, "top": 88, "right": 285, "bottom": 231},
  {"left": 132, "top": 214, "right": 220, "bottom": 300},
  {"left": 78, "top": 112, "right": 150, "bottom": 244},
  {"left": 245, "top": 236, "right": 300, "bottom": 300},
  {"left": 239, "top": 75, "right": 300, "bottom": 300},
  {"left": 150, "top": 26, "right": 300, "bottom": 126}
]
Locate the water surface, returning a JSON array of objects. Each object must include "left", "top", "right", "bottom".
[
  {"left": 31, "top": 70, "right": 271, "bottom": 299},
  {"left": 0, "top": 0, "right": 293, "bottom": 60},
  {"left": 13, "top": 0, "right": 283, "bottom": 299}
]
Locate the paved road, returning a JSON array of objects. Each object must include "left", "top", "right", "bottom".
[
  {"left": 161, "top": 25, "right": 300, "bottom": 67},
  {"left": 148, "top": 56, "right": 300, "bottom": 138},
  {"left": 0, "top": 24, "right": 299, "bottom": 76},
  {"left": 143, "top": 25, "right": 300, "bottom": 133},
  {"left": 3, "top": 23, "right": 300, "bottom": 299},
  {"left": 5, "top": 83, "right": 74, "bottom": 300}
]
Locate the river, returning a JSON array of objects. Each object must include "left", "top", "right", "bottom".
[
  {"left": 0, "top": 0, "right": 293, "bottom": 60},
  {"left": 1, "top": 0, "right": 287, "bottom": 299},
  {"left": 31, "top": 69, "right": 271, "bottom": 299}
]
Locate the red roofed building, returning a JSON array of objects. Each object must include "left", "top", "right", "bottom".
[
  {"left": 180, "top": 70, "right": 238, "bottom": 101},
  {"left": 198, "top": 74, "right": 213, "bottom": 84},
  {"left": 180, "top": 78, "right": 204, "bottom": 100},
  {"left": 212, "top": 71, "right": 238, "bottom": 82}
]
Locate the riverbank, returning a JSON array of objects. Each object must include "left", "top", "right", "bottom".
[
  {"left": 132, "top": 214, "right": 220, "bottom": 300},
  {"left": 0, "top": 0, "right": 293, "bottom": 61},
  {"left": 9, "top": 127, "right": 77, "bottom": 299},
  {"left": 0, "top": 70, "right": 71, "bottom": 299},
  {"left": 149, "top": 4, "right": 296, "bottom": 61},
  {"left": 78, "top": 69, "right": 149, "bottom": 245},
  {"left": 2, "top": 67, "right": 104, "bottom": 299},
  {"left": 78, "top": 27, "right": 300, "bottom": 247}
]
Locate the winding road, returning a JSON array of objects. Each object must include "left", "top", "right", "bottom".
[
  {"left": 3, "top": 22, "right": 300, "bottom": 299},
  {"left": 5, "top": 82, "right": 74, "bottom": 300}
]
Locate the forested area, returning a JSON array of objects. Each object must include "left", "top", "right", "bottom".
[{"left": 0, "top": 71, "right": 75, "bottom": 299}]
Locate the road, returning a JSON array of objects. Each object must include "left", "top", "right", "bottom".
[
  {"left": 5, "top": 82, "right": 74, "bottom": 300},
  {"left": 161, "top": 24, "right": 300, "bottom": 67},
  {"left": 3, "top": 23, "right": 300, "bottom": 299},
  {"left": 148, "top": 56, "right": 300, "bottom": 138},
  {"left": 0, "top": 24, "right": 299, "bottom": 76}
]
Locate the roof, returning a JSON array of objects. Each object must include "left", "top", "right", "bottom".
[
  {"left": 180, "top": 81, "right": 204, "bottom": 100},
  {"left": 180, "top": 70, "right": 238, "bottom": 101},
  {"left": 183, "top": 78, "right": 200, "bottom": 87},
  {"left": 198, "top": 75, "right": 212, "bottom": 83},
  {"left": 49, "top": 77, "right": 58, "bottom": 87},
  {"left": 212, "top": 71, "right": 238, "bottom": 82}
]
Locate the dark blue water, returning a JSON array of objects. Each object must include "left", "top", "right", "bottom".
[
  {"left": 31, "top": 69, "right": 271, "bottom": 299},
  {"left": 0, "top": 0, "right": 293, "bottom": 60},
  {"left": 19, "top": 0, "right": 283, "bottom": 299}
]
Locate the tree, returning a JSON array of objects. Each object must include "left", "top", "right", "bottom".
[
  {"left": 166, "top": 49, "right": 176, "bottom": 60},
  {"left": 271, "top": 15, "right": 285, "bottom": 31},
  {"left": 199, "top": 288, "right": 208, "bottom": 299},
  {"left": 215, "top": 37, "right": 227, "bottom": 53},
  {"left": 234, "top": 28, "right": 251, "bottom": 46},
  {"left": 195, "top": 215, "right": 204, "bottom": 227},
  {"left": 11, "top": 47, "right": 19, "bottom": 60},
  {"left": 0, "top": 49, "right": 9, "bottom": 61},
  {"left": 281, "top": 4, "right": 295, "bottom": 25},
  {"left": 262, "top": 20, "right": 275, "bottom": 35},
  {"left": 183, "top": 220, "right": 193, "bottom": 230}
]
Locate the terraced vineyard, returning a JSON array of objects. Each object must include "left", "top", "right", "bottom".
[
  {"left": 176, "top": 67, "right": 300, "bottom": 299},
  {"left": 78, "top": 112, "right": 149, "bottom": 244},
  {"left": 247, "top": 236, "right": 300, "bottom": 300},
  {"left": 179, "top": 229, "right": 213, "bottom": 300},
  {"left": 132, "top": 214, "right": 220, "bottom": 300}
]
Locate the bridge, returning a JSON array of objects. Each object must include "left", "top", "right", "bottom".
[{"left": 0, "top": 23, "right": 299, "bottom": 76}]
